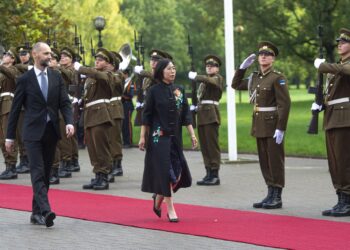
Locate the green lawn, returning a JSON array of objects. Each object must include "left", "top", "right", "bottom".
[{"left": 131, "top": 88, "right": 327, "bottom": 158}]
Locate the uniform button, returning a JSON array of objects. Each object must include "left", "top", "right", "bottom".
[
  {"left": 256, "top": 112, "right": 258, "bottom": 115},
  {"left": 330, "top": 84, "right": 333, "bottom": 87},
  {"left": 257, "top": 94, "right": 259, "bottom": 96},
  {"left": 260, "top": 76, "right": 263, "bottom": 79},
  {"left": 257, "top": 85, "right": 260, "bottom": 87},
  {"left": 341, "top": 106, "right": 344, "bottom": 109}
]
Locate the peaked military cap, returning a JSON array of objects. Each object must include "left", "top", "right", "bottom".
[
  {"left": 95, "top": 48, "right": 114, "bottom": 64},
  {"left": 336, "top": 28, "right": 350, "bottom": 43},
  {"left": 60, "top": 47, "right": 76, "bottom": 59},
  {"left": 258, "top": 41, "right": 279, "bottom": 57},
  {"left": 204, "top": 54, "right": 221, "bottom": 67},
  {"left": 50, "top": 48, "right": 60, "bottom": 61},
  {"left": 149, "top": 49, "right": 168, "bottom": 60},
  {"left": 4, "top": 47, "right": 20, "bottom": 64},
  {"left": 16, "top": 46, "right": 31, "bottom": 56}
]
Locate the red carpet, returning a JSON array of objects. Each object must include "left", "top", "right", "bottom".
[{"left": 1, "top": 183, "right": 349, "bottom": 250}]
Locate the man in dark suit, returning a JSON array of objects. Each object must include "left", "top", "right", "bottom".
[{"left": 5, "top": 42, "right": 74, "bottom": 227}]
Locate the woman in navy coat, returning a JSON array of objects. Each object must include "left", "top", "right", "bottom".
[{"left": 139, "top": 59, "right": 197, "bottom": 222}]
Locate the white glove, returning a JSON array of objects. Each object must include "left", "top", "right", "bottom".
[
  {"left": 188, "top": 71, "right": 197, "bottom": 80},
  {"left": 72, "top": 97, "right": 79, "bottom": 104},
  {"left": 190, "top": 105, "right": 197, "bottom": 111},
  {"left": 136, "top": 101, "right": 144, "bottom": 109},
  {"left": 134, "top": 65, "right": 143, "bottom": 74},
  {"left": 74, "top": 62, "right": 82, "bottom": 71},
  {"left": 28, "top": 65, "right": 34, "bottom": 70},
  {"left": 78, "top": 99, "right": 83, "bottom": 105},
  {"left": 80, "top": 74, "right": 86, "bottom": 79},
  {"left": 311, "top": 102, "right": 323, "bottom": 111},
  {"left": 314, "top": 58, "right": 325, "bottom": 69},
  {"left": 273, "top": 129, "right": 284, "bottom": 144},
  {"left": 240, "top": 53, "right": 256, "bottom": 69}
]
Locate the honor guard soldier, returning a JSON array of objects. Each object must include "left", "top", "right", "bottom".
[
  {"left": 121, "top": 66, "right": 135, "bottom": 147},
  {"left": 312, "top": 28, "right": 350, "bottom": 217},
  {"left": 0, "top": 48, "right": 21, "bottom": 179},
  {"left": 232, "top": 41, "right": 291, "bottom": 209},
  {"left": 108, "top": 51, "right": 125, "bottom": 178},
  {"left": 188, "top": 55, "right": 224, "bottom": 186},
  {"left": 14, "top": 46, "right": 33, "bottom": 173},
  {"left": 75, "top": 48, "right": 114, "bottom": 190}
]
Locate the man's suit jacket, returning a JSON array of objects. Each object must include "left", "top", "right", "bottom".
[{"left": 7, "top": 68, "right": 73, "bottom": 141}]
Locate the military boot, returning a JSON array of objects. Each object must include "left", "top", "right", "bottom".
[
  {"left": 322, "top": 192, "right": 340, "bottom": 216},
  {"left": 198, "top": 169, "right": 220, "bottom": 186},
  {"left": 58, "top": 161, "right": 72, "bottom": 178},
  {"left": 0, "top": 164, "right": 18, "bottom": 180},
  {"left": 111, "top": 159, "right": 123, "bottom": 176},
  {"left": 83, "top": 174, "right": 98, "bottom": 189},
  {"left": 253, "top": 186, "right": 274, "bottom": 208},
  {"left": 262, "top": 187, "right": 282, "bottom": 209},
  {"left": 196, "top": 167, "right": 210, "bottom": 185},
  {"left": 93, "top": 173, "right": 109, "bottom": 190},
  {"left": 108, "top": 173, "right": 115, "bottom": 183},
  {"left": 331, "top": 192, "right": 350, "bottom": 217},
  {"left": 49, "top": 168, "right": 60, "bottom": 185},
  {"left": 70, "top": 158, "right": 80, "bottom": 172},
  {"left": 16, "top": 156, "right": 30, "bottom": 174}
]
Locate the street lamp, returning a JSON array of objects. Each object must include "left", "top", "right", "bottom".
[
  {"left": 93, "top": 16, "right": 106, "bottom": 48},
  {"left": 234, "top": 25, "right": 244, "bottom": 103}
]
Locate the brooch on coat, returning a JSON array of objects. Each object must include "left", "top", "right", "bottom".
[
  {"left": 152, "top": 126, "right": 161, "bottom": 143},
  {"left": 173, "top": 88, "right": 183, "bottom": 109}
]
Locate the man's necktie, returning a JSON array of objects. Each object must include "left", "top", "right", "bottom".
[{"left": 40, "top": 71, "right": 48, "bottom": 101}]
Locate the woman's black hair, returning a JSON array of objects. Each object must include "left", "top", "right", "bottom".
[{"left": 153, "top": 58, "right": 172, "bottom": 83}]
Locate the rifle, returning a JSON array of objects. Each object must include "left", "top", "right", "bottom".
[
  {"left": 52, "top": 32, "right": 58, "bottom": 49},
  {"left": 79, "top": 35, "right": 85, "bottom": 66},
  {"left": 307, "top": 25, "right": 324, "bottom": 134},
  {"left": 134, "top": 30, "right": 144, "bottom": 126},
  {"left": 72, "top": 25, "right": 82, "bottom": 124},
  {"left": 46, "top": 29, "right": 51, "bottom": 46},
  {"left": 90, "top": 37, "right": 95, "bottom": 57},
  {"left": 22, "top": 32, "right": 30, "bottom": 50},
  {"left": 188, "top": 34, "right": 198, "bottom": 128}
]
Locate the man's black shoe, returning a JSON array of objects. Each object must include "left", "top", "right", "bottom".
[
  {"left": 44, "top": 211, "right": 56, "bottom": 227},
  {"left": 262, "top": 187, "right": 283, "bottom": 209},
  {"left": 253, "top": 186, "right": 274, "bottom": 208},
  {"left": 70, "top": 159, "right": 80, "bottom": 172},
  {"left": 83, "top": 174, "right": 98, "bottom": 189},
  {"left": 93, "top": 173, "right": 109, "bottom": 190},
  {"left": 30, "top": 214, "right": 45, "bottom": 225}
]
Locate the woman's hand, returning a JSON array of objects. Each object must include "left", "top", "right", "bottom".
[
  {"left": 139, "top": 137, "right": 146, "bottom": 151},
  {"left": 191, "top": 136, "right": 198, "bottom": 149}
]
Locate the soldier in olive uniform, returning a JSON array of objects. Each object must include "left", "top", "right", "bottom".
[
  {"left": 312, "top": 28, "right": 350, "bottom": 217},
  {"left": 108, "top": 51, "right": 124, "bottom": 178},
  {"left": 121, "top": 66, "right": 135, "bottom": 147},
  {"left": 14, "top": 46, "right": 32, "bottom": 174},
  {"left": 188, "top": 55, "right": 224, "bottom": 186},
  {"left": 75, "top": 48, "right": 114, "bottom": 190},
  {"left": 232, "top": 42, "right": 291, "bottom": 209},
  {"left": 0, "top": 48, "right": 20, "bottom": 179}
]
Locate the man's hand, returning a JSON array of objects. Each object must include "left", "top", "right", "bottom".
[
  {"left": 134, "top": 65, "right": 143, "bottom": 74},
  {"left": 240, "top": 54, "right": 256, "bottom": 69},
  {"left": 66, "top": 124, "right": 75, "bottom": 138},
  {"left": 314, "top": 58, "right": 326, "bottom": 69},
  {"left": 188, "top": 71, "right": 197, "bottom": 80},
  {"left": 5, "top": 140, "right": 14, "bottom": 153},
  {"left": 273, "top": 129, "right": 285, "bottom": 144}
]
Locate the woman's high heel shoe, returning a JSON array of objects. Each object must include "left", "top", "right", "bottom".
[
  {"left": 152, "top": 194, "right": 162, "bottom": 218},
  {"left": 167, "top": 213, "right": 179, "bottom": 223}
]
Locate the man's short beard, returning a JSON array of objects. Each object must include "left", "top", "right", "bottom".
[{"left": 40, "top": 60, "right": 50, "bottom": 67}]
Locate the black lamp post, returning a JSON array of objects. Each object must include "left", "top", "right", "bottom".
[
  {"left": 93, "top": 16, "right": 106, "bottom": 48},
  {"left": 234, "top": 25, "right": 244, "bottom": 103}
]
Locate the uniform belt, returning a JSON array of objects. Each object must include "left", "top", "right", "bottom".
[
  {"left": 110, "top": 96, "right": 122, "bottom": 102},
  {"left": 0, "top": 92, "right": 14, "bottom": 98},
  {"left": 326, "top": 97, "right": 350, "bottom": 106},
  {"left": 200, "top": 100, "right": 219, "bottom": 105},
  {"left": 86, "top": 99, "right": 110, "bottom": 108},
  {"left": 254, "top": 106, "right": 277, "bottom": 112}
]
